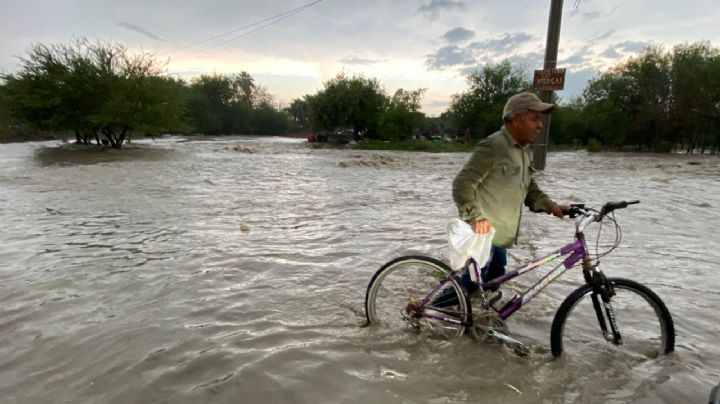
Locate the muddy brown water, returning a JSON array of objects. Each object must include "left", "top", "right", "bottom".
[{"left": 1, "top": 136, "right": 718, "bottom": 403}]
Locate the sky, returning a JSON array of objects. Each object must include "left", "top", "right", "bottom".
[{"left": 1, "top": 0, "right": 719, "bottom": 116}]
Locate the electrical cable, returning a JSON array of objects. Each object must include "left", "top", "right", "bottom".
[{"left": 164, "top": 0, "right": 323, "bottom": 60}]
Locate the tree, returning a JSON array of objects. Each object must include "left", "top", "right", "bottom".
[
  {"left": 670, "top": 42, "right": 720, "bottom": 153},
  {"left": 448, "top": 60, "right": 531, "bottom": 139},
  {"left": 1, "top": 38, "right": 186, "bottom": 148},
  {"left": 582, "top": 70, "right": 635, "bottom": 148},
  {"left": 378, "top": 88, "right": 426, "bottom": 140},
  {"left": 580, "top": 43, "right": 720, "bottom": 152},
  {"left": 287, "top": 97, "right": 310, "bottom": 129},
  {"left": 307, "top": 73, "right": 388, "bottom": 135},
  {"left": 550, "top": 97, "right": 592, "bottom": 147},
  {"left": 623, "top": 45, "right": 672, "bottom": 150},
  {"left": 186, "top": 73, "right": 255, "bottom": 135}
]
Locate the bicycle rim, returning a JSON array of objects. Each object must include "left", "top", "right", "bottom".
[
  {"left": 552, "top": 278, "right": 674, "bottom": 360},
  {"left": 365, "top": 256, "right": 469, "bottom": 339}
]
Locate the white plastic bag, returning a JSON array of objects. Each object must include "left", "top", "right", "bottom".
[{"left": 447, "top": 219, "right": 495, "bottom": 279}]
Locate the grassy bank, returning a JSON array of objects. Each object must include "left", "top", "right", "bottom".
[{"left": 353, "top": 139, "right": 475, "bottom": 153}]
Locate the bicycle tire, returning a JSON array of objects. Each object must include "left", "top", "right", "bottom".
[
  {"left": 550, "top": 277, "right": 675, "bottom": 358},
  {"left": 365, "top": 255, "right": 471, "bottom": 339}
]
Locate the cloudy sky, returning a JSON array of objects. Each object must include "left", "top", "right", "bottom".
[{"left": 1, "top": 0, "right": 719, "bottom": 115}]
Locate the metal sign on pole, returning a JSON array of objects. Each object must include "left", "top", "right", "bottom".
[
  {"left": 532, "top": 0, "right": 564, "bottom": 171},
  {"left": 533, "top": 68, "right": 566, "bottom": 92}
]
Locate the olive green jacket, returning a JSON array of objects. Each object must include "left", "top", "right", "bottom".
[{"left": 452, "top": 127, "right": 556, "bottom": 248}]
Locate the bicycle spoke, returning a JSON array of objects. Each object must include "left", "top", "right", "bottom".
[
  {"left": 366, "top": 256, "right": 469, "bottom": 339},
  {"left": 551, "top": 278, "right": 674, "bottom": 360}
]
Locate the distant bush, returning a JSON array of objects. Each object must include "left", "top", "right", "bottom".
[
  {"left": 587, "top": 138, "right": 602, "bottom": 152},
  {"left": 652, "top": 140, "right": 673, "bottom": 153}
]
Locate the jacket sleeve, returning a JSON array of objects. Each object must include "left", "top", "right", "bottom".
[
  {"left": 524, "top": 176, "right": 556, "bottom": 213},
  {"left": 452, "top": 143, "right": 494, "bottom": 222}
]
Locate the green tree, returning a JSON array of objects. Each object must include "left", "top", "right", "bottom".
[
  {"left": 550, "top": 97, "right": 592, "bottom": 148},
  {"left": 307, "top": 73, "right": 388, "bottom": 135},
  {"left": 1, "top": 39, "right": 186, "bottom": 148},
  {"left": 287, "top": 97, "right": 310, "bottom": 129},
  {"left": 582, "top": 70, "right": 635, "bottom": 148},
  {"left": 670, "top": 42, "right": 720, "bottom": 153},
  {"left": 623, "top": 45, "right": 672, "bottom": 150},
  {"left": 448, "top": 60, "right": 531, "bottom": 139},
  {"left": 186, "top": 73, "right": 255, "bottom": 135},
  {"left": 252, "top": 101, "right": 291, "bottom": 134},
  {"left": 378, "top": 88, "right": 426, "bottom": 140}
]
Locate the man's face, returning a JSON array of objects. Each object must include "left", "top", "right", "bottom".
[{"left": 510, "top": 110, "right": 543, "bottom": 145}]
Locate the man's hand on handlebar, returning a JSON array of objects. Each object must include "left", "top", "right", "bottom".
[{"left": 550, "top": 204, "right": 571, "bottom": 219}]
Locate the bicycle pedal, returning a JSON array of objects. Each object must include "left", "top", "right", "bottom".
[{"left": 512, "top": 344, "right": 529, "bottom": 358}]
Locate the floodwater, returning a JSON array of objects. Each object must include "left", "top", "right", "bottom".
[{"left": 1, "top": 136, "right": 718, "bottom": 403}]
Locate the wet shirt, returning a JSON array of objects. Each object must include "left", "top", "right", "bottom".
[{"left": 452, "top": 126, "right": 555, "bottom": 248}]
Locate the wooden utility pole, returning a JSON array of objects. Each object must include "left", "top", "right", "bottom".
[{"left": 533, "top": 0, "right": 564, "bottom": 170}]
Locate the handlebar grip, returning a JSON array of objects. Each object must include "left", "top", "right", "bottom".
[
  {"left": 598, "top": 200, "right": 640, "bottom": 219},
  {"left": 565, "top": 204, "right": 585, "bottom": 218}
]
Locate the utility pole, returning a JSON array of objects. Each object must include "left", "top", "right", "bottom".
[{"left": 533, "top": 0, "right": 564, "bottom": 170}]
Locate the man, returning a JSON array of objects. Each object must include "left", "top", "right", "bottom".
[{"left": 452, "top": 92, "right": 569, "bottom": 294}]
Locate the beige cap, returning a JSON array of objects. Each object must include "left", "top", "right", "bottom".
[{"left": 502, "top": 92, "right": 554, "bottom": 119}]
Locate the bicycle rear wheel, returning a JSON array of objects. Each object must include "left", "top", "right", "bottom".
[
  {"left": 551, "top": 277, "right": 675, "bottom": 359},
  {"left": 365, "top": 255, "right": 470, "bottom": 339}
]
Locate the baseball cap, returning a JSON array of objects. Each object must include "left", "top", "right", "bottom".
[{"left": 502, "top": 92, "right": 554, "bottom": 119}]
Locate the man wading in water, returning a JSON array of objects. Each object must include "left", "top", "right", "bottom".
[{"left": 448, "top": 92, "right": 570, "bottom": 299}]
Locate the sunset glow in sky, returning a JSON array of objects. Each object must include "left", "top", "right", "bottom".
[{"left": 2, "top": 0, "right": 719, "bottom": 115}]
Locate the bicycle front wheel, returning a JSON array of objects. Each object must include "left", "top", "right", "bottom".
[
  {"left": 365, "top": 255, "right": 470, "bottom": 339},
  {"left": 551, "top": 277, "right": 675, "bottom": 359}
]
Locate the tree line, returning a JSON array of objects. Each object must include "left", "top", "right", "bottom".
[
  {"left": 0, "top": 39, "right": 291, "bottom": 148},
  {"left": 445, "top": 43, "right": 720, "bottom": 153},
  {"left": 2, "top": 39, "right": 718, "bottom": 152}
]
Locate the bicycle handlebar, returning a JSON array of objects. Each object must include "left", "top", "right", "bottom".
[{"left": 565, "top": 200, "right": 640, "bottom": 221}]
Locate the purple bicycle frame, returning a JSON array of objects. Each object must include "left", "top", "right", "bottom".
[
  {"left": 417, "top": 233, "right": 591, "bottom": 327},
  {"left": 414, "top": 233, "right": 589, "bottom": 326},
  {"left": 485, "top": 233, "right": 589, "bottom": 321}
]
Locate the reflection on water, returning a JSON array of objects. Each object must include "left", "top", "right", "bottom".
[{"left": 1, "top": 136, "right": 719, "bottom": 403}]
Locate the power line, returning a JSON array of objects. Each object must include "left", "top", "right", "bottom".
[{"left": 167, "top": 0, "right": 323, "bottom": 61}]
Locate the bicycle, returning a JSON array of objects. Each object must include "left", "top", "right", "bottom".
[{"left": 364, "top": 200, "right": 675, "bottom": 358}]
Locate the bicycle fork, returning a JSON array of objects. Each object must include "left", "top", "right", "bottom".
[{"left": 585, "top": 262, "right": 623, "bottom": 345}]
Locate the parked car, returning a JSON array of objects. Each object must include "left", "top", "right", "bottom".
[{"left": 312, "top": 128, "right": 357, "bottom": 144}]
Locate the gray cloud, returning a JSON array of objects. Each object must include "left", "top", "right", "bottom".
[
  {"left": 443, "top": 27, "right": 475, "bottom": 44},
  {"left": 589, "top": 30, "right": 615, "bottom": 44},
  {"left": 582, "top": 11, "right": 602, "bottom": 22},
  {"left": 425, "top": 45, "right": 476, "bottom": 69},
  {"left": 426, "top": 32, "right": 538, "bottom": 71},
  {"left": 117, "top": 22, "right": 164, "bottom": 41},
  {"left": 594, "top": 40, "right": 649, "bottom": 61},
  {"left": 614, "top": 40, "right": 649, "bottom": 53},
  {"left": 507, "top": 51, "right": 544, "bottom": 70},
  {"left": 468, "top": 33, "right": 534, "bottom": 54},
  {"left": 339, "top": 54, "right": 384, "bottom": 65},
  {"left": 417, "top": 0, "right": 467, "bottom": 19},
  {"left": 560, "top": 46, "right": 594, "bottom": 66},
  {"left": 600, "top": 47, "right": 620, "bottom": 58},
  {"left": 457, "top": 51, "right": 544, "bottom": 78},
  {"left": 569, "top": 8, "right": 602, "bottom": 23}
]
